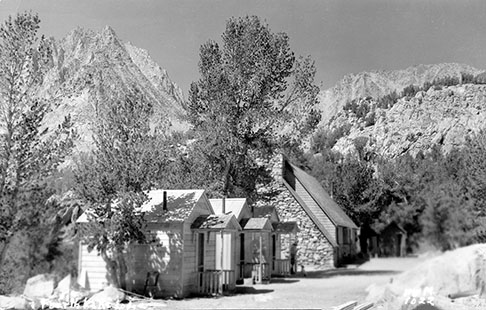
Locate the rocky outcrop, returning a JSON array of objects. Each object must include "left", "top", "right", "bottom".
[
  {"left": 318, "top": 63, "right": 484, "bottom": 126},
  {"left": 331, "top": 84, "right": 486, "bottom": 158},
  {"left": 256, "top": 155, "right": 334, "bottom": 268}
]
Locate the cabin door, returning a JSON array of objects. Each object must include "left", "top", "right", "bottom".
[
  {"left": 272, "top": 234, "right": 276, "bottom": 271},
  {"left": 197, "top": 233, "right": 205, "bottom": 272},
  {"left": 239, "top": 233, "right": 245, "bottom": 279}
]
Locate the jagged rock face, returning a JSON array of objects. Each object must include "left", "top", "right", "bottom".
[
  {"left": 40, "top": 26, "right": 187, "bottom": 154},
  {"left": 332, "top": 83, "right": 486, "bottom": 158},
  {"left": 318, "top": 63, "right": 484, "bottom": 126}
]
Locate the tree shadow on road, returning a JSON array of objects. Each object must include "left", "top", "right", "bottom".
[
  {"left": 296, "top": 269, "right": 400, "bottom": 279},
  {"left": 268, "top": 278, "right": 300, "bottom": 284},
  {"left": 235, "top": 286, "right": 274, "bottom": 295}
]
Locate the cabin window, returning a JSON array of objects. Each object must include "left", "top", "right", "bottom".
[{"left": 343, "top": 228, "right": 349, "bottom": 245}]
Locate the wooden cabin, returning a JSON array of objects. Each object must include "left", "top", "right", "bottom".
[
  {"left": 240, "top": 218, "right": 273, "bottom": 283},
  {"left": 191, "top": 213, "right": 241, "bottom": 294},
  {"left": 253, "top": 205, "right": 297, "bottom": 276},
  {"left": 378, "top": 222, "right": 407, "bottom": 257},
  {"left": 77, "top": 189, "right": 242, "bottom": 298}
]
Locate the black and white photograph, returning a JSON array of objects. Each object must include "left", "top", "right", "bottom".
[{"left": 1, "top": 1, "right": 486, "bottom": 309}]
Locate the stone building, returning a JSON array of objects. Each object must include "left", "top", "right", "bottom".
[{"left": 255, "top": 155, "right": 358, "bottom": 268}]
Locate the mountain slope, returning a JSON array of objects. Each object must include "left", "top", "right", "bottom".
[
  {"left": 330, "top": 83, "right": 486, "bottom": 158},
  {"left": 318, "top": 63, "right": 484, "bottom": 126},
  {"left": 40, "top": 26, "right": 187, "bottom": 153}
]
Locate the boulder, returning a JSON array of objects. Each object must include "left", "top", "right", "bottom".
[
  {"left": 0, "top": 295, "right": 33, "bottom": 310},
  {"left": 23, "top": 274, "right": 55, "bottom": 299},
  {"left": 53, "top": 275, "right": 91, "bottom": 304},
  {"left": 84, "top": 286, "right": 125, "bottom": 308}
]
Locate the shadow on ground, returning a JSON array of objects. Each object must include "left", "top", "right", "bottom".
[
  {"left": 293, "top": 269, "right": 400, "bottom": 279},
  {"left": 235, "top": 286, "right": 274, "bottom": 295},
  {"left": 266, "top": 278, "right": 300, "bottom": 284}
]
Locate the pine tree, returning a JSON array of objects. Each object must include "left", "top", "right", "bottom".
[
  {"left": 0, "top": 12, "right": 75, "bottom": 273},
  {"left": 187, "top": 16, "right": 320, "bottom": 201}
]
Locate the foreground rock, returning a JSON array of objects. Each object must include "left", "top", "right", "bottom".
[
  {"left": 84, "top": 286, "right": 126, "bottom": 308},
  {"left": 0, "top": 296, "right": 37, "bottom": 310},
  {"left": 366, "top": 244, "right": 486, "bottom": 309},
  {"left": 23, "top": 274, "right": 56, "bottom": 299},
  {"left": 52, "top": 275, "right": 91, "bottom": 305}
]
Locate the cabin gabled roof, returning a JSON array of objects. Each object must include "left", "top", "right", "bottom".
[
  {"left": 209, "top": 198, "right": 248, "bottom": 219},
  {"left": 141, "top": 189, "right": 209, "bottom": 222},
  {"left": 191, "top": 213, "right": 241, "bottom": 231},
  {"left": 76, "top": 189, "right": 209, "bottom": 224},
  {"left": 285, "top": 159, "right": 358, "bottom": 229},
  {"left": 240, "top": 218, "right": 273, "bottom": 231}
]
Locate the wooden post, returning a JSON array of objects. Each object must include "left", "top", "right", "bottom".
[
  {"left": 220, "top": 230, "right": 224, "bottom": 290},
  {"left": 259, "top": 232, "right": 263, "bottom": 282}
]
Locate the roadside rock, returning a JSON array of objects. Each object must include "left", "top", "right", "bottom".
[
  {"left": 53, "top": 275, "right": 91, "bottom": 304},
  {"left": 0, "top": 295, "right": 34, "bottom": 310},
  {"left": 367, "top": 244, "right": 486, "bottom": 309},
  {"left": 84, "top": 286, "right": 125, "bottom": 308},
  {"left": 23, "top": 274, "right": 55, "bottom": 299}
]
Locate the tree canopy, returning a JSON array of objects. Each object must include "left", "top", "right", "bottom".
[{"left": 187, "top": 16, "right": 320, "bottom": 201}]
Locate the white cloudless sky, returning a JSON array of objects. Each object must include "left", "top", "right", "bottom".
[{"left": 1, "top": 0, "right": 486, "bottom": 95}]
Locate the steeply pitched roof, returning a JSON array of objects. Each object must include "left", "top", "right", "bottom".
[
  {"left": 191, "top": 214, "right": 240, "bottom": 230},
  {"left": 141, "top": 189, "right": 207, "bottom": 222},
  {"left": 285, "top": 160, "right": 358, "bottom": 229},
  {"left": 209, "top": 198, "right": 247, "bottom": 217},
  {"left": 77, "top": 189, "right": 208, "bottom": 223},
  {"left": 240, "top": 218, "right": 273, "bottom": 231}
]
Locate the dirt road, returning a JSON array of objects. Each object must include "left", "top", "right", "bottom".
[{"left": 164, "top": 257, "right": 427, "bottom": 309}]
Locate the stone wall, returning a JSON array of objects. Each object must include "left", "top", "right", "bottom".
[{"left": 255, "top": 155, "right": 335, "bottom": 269}]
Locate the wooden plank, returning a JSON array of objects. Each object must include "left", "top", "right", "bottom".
[
  {"left": 354, "top": 302, "right": 374, "bottom": 310},
  {"left": 333, "top": 301, "right": 357, "bottom": 310}
]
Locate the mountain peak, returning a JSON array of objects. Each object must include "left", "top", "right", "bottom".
[{"left": 41, "top": 25, "right": 188, "bottom": 155}]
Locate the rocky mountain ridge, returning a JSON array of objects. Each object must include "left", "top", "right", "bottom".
[
  {"left": 318, "top": 63, "right": 484, "bottom": 126},
  {"left": 329, "top": 83, "right": 486, "bottom": 158},
  {"left": 40, "top": 26, "right": 187, "bottom": 153}
]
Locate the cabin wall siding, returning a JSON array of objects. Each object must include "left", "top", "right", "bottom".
[
  {"left": 78, "top": 244, "right": 108, "bottom": 292},
  {"left": 181, "top": 198, "right": 214, "bottom": 296},
  {"left": 126, "top": 222, "right": 184, "bottom": 298}
]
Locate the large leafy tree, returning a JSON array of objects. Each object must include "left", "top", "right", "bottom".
[
  {"left": 187, "top": 16, "right": 320, "bottom": 200},
  {"left": 0, "top": 12, "right": 75, "bottom": 271},
  {"left": 74, "top": 87, "right": 170, "bottom": 289}
]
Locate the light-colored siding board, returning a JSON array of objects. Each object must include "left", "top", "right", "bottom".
[
  {"left": 79, "top": 244, "right": 108, "bottom": 292},
  {"left": 295, "top": 179, "right": 336, "bottom": 242}
]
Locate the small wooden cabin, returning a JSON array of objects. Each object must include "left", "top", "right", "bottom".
[
  {"left": 378, "top": 222, "right": 407, "bottom": 257},
  {"left": 77, "top": 189, "right": 241, "bottom": 298},
  {"left": 191, "top": 213, "right": 241, "bottom": 294},
  {"left": 240, "top": 218, "right": 273, "bottom": 283},
  {"left": 253, "top": 205, "right": 297, "bottom": 276}
]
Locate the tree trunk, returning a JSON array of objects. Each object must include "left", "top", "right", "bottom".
[
  {"left": 0, "top": 238, "right": 11, "bottom": 268},
  {"left": 115, "top": 252, "right": 128, "bottom": 290}
]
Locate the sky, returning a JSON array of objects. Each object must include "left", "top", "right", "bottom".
[{"left": 1, "top": 0, "right": 486, "bottom": 95}]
